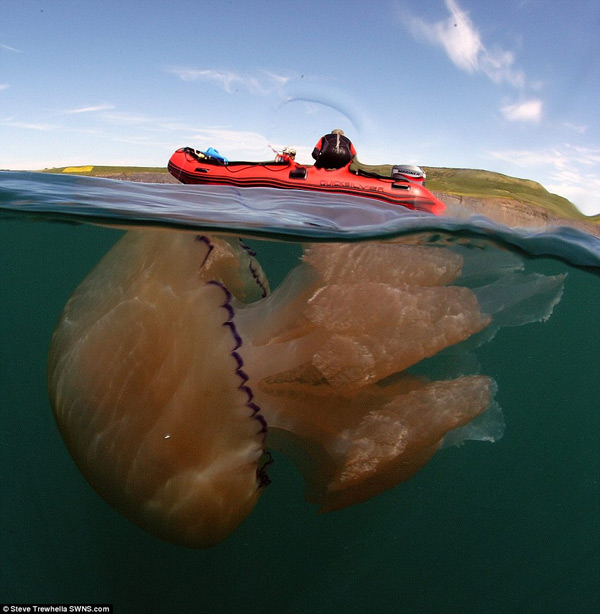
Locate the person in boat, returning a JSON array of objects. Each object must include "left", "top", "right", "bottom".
[
  {"left": 312, "top": 129, "right": 357, "bottom": 169},
  {"left": 275, "top": 146, "right": 297, "bottom": 164}
]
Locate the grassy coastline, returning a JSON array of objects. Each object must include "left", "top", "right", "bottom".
[
  {"left": 423, "top": 166, "right": 592, "bottom": 222},
  {"left": 42, "top": 165, "right": 169, "bottom": 175}
]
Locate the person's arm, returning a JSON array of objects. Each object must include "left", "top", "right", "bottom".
[{"left": 312, "top": 137, "right": 324, "bottom": 160}]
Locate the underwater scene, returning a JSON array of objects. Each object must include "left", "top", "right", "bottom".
[{"left": 1, "top": 172, "right": 599, "bottom": 612}]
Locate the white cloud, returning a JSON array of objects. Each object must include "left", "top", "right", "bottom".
[
  {"left": 262, "top": 70, "right": 291, "bottom": 89},
  {"left": 400, "top": 0, "right": 525, "bottom": 87},
  {"left": 488, "top": 144, "right": 600, "bottom": 215},
  {"left": 100, "top": 111, "right": 160, "bottom": 125},
  {"left": 166, "top": 67, "right": 290, "bottom": 95},
  {"left": 66, "top": 108, "right": 287, "bottom": 160},
  {"left": 278, "top": 95, "right": 364, "bottom": 133},
  {"left": 501, "top": 99, "right": 543, "bottom": 122},
  {"left": 67, "top": 104, "right": 115, "bottom": 114},
  {"left": 489, "top": 148, "right": 557, "bottom": 168},
  {"left": 1, "top": 117, "right": 56, "bottom": 131},
  {"left": 491, "top": 144, "right": 600, "bottom": 172},
  {"left": 564, "top": 122, "right": 588, "bottom": 135},
  {"left": 184, "top": 128, "right": 317, "bottom": 163},
  {"left": 0, "top": 83, "right": 9, "bottom": 91},
  {"left": 566, "top": 144, "right": 600, "bottom": 166},
  {"left": 1, "top": 43, "right": 22, "bottom": 53},
  {"left": 188, "top": 128, "right": 271, "bottom": 153},
  {"left": 544, "top": 180, "right": 600, "bottom": 217}
]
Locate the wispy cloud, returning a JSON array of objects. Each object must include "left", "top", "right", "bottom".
[
  {"left": 278, "top": 95, "right": 364, "bottom": 132},
  {"left": 501, "top": 99, "right": 543, "bottom": 123},
  {"left": 1, "top": 43, "right": 22, "bottom": 53},
  {"left": 488, "top": 144, "right": 600, "bottom": 215},
  {"left": 564, "top": 122, "right": 587, "bottom": 135},
  {"left": 1, "top": 117, "right": 57, "bottom": 131},
  {"left": 184, "top": 127, "right": 319, "bottom": 162},
  {"left": 0, "top": 84, "right": 9, "bottom": 91},
  {"left": 67, "top": 104, "right": 115, "bottom": 114},
  {"left": 187, "top": 128, "right": 271, "bottom": 152},
  {"left": 544, "top": 179, "right": 600, "bottom": 217},
  {"left": 100, "top": 111, "right": 161, "bottom": 125},
  {"left": 490, "top": 144, "right": 600, "bottom": 172},
  {"left": 166, "top": 67, "right": 291, "bottom": 95},
  {"left": 399, "top": 0, "right": 525, "bottom": 87},
  {"left": 76, "top": 110, "right": 280, "bottom": 158}
]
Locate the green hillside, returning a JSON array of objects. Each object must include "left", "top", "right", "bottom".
[{"left": 423, "top": 166, "right": 592, "bottom": 221}]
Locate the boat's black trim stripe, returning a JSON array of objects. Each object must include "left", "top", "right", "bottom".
[{"left": 167, "top": 161, "right": 438, "bottom": 212}]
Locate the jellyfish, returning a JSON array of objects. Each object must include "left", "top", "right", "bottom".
[{"left": 47, "top": 230, "right": 565, "bottom": 547}]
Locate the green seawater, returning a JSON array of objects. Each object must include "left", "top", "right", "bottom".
[{"left": 1, "top": 218, "right": 599, "bottom": 614}]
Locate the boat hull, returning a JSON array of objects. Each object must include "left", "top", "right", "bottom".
[{"left": 168, "top": 148, "right": 446, "bottom": 215}]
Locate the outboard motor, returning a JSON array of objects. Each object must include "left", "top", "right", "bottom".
[{"left": 391, "top": 164, "right": 426, "bottom": 185}]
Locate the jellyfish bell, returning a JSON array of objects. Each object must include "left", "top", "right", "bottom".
[
  {"left": 47, "top": 232, "right": 270, "bottom": 547},
  {"left": 48, "top": 229, "right": 565, "bottom": 547}
]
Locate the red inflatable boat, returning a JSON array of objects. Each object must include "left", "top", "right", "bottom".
[{"left": 168, "top": 147, "right": 446, "bottom": 215}]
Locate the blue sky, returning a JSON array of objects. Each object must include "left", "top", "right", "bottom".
[{"left": 1, "top": 0, "right": 599, "bottom": 215}]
